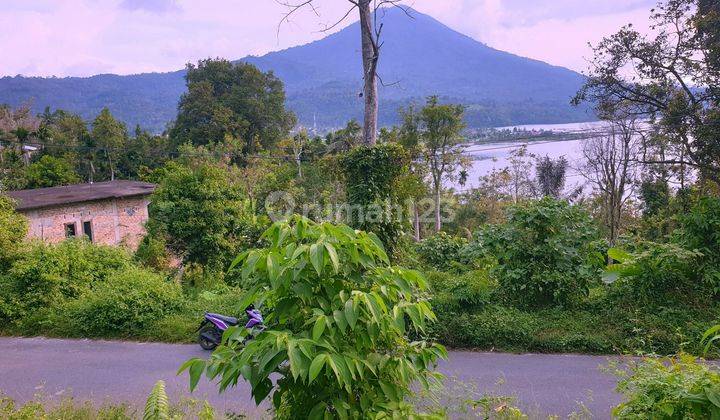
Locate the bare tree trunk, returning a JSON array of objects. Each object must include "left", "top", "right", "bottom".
[
  {"left": 433, "top": 184, "right": 441, "bottom": 232},
  {"left": 106, "top": 150, "right": 115, "bottom": 181},
  {"left": 358, "top": 0, "right": 378, "bottom": 146},
  {"left": 413, "top": 201, "right": 420, "bottom": 241}
]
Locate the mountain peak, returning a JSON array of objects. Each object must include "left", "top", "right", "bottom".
[{"left": 0, "top": 8, "right": 593, "bottom": 132}]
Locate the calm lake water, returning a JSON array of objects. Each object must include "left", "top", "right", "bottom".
[{"left": 457, "top": 121, "right": 609, "bottom": 190}]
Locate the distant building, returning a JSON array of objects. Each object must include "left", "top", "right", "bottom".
[{"left": 7, "top": 181, "right": 155, "bottom": 250}]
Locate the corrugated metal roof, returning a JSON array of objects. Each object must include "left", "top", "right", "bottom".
[{"left": 6, "top": 180, "right": 156, "bottom": 211}]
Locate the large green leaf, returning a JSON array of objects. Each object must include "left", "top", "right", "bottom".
[
  {"left": 309, "top": 354, "right": 327, "bottom": 383},
  {"left": 309, "top": 243, "right": 324, "bottom": 275},
  {"left": 313, "top": 315, "right": 327, "bottom": 340},
  {"left": 608, "top": 247, "right": 632, "bottom": 263},
  {"left": 177, "top": 358, "right": 206, "bottom": 392},
  {"left": 324, "top": 242, "right": 340, "bottom": 273},
  {"left": 344, "top": 299, "right": 358, "bottom": 330}
]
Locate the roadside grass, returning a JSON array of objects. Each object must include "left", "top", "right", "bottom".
[
  {"left": 2, "top": 282, "right": 718, "bottom": 356},
  {"left": 0, "top": 392, "right": 252, "bottom": 420},
  {"left": 428, "top": 269, "right": 720, "bottom": 357}
]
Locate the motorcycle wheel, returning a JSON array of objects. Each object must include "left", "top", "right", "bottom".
[{"left": 198, "top": 324, "right": 219, "bottom": 350}]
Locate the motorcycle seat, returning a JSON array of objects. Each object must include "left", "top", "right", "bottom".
[{"left": 207, "top": 313, "right": 239, "bottom": 325}]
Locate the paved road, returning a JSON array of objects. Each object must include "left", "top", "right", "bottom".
[{"left": 0, "top": 337, "right": 624, "bottom": 418}]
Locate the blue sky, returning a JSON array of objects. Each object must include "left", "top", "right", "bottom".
[{"left": 0, "top": 0, "right": 656, "bottom": 77}]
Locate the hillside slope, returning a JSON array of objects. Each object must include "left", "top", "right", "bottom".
[{"left": 0, "top": 7, "right": 593, "bottom": 132}]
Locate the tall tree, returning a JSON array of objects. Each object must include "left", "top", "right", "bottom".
[
  {"left": 580, "top": 118, "right": 640, "bottom": 245},
  {"left": 280, "top": 1, "right": 409, "bottom": 146},
  {"left": 91, "top": 108, "right": 127, "bottom": 181},
  {"left": 37, "top": 108, "right": 87, "bottom": 168},
  {"left": 574, "top": 0, "right": 720, "bottom": 183},
  {"left": 398, "top": 104, "right": 428, "bottom": 240},
  {"left": 170, "top": 59, "right": 295, "bottom": 154},
  {"left": 118, "top": 125, "right": 171, "bottom": 180},
  {"left": 24, "top": 155, "right": 81, "bottom": 189},
  {"left": 410, "top": 96, "right": 467, "bottom": 232}
]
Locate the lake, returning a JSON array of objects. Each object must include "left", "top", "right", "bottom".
[{"left": 456, "top": 121, "right": 610, "bottom": 191}]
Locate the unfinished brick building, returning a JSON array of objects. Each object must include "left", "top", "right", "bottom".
[{"left": 7, "top": 181, "right": 155, "bottom": 250}]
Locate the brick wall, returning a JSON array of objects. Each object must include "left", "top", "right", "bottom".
[{"left": 21, "top": 196, "right": 151, "bottom": 250}]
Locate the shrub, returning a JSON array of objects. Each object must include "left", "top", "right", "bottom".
[
  {"left": 606, "top": 243, "right": 704, "bottom": 304},
  {"left": 23, "top": 155, "right": 81, "bottom": 189},
  {"left": 148, "top": 160, "right": 263, "bottom": 269},
  {"left": 0, "top": 395, "right": 135, "bottom": 419},
  {"left": 0, "top": 240, "right": 132, "bottom": 324},
  {"left": 181, "top": 216, "right": 446, "bottom": 418},
  {"left": 52, "top": 267, "right": 182, "bottom": 337},
  {"left": 478, "top": 197, "right": 603, "bottom": 307},
  {"left": 676, "top": 196, "right": 720, "bottom": 290},
  {"left": 613, "top": 354, "right": 720, "bottom": 419},
  {"left": 135, "top": 234, "right": 172, "bottom": 271},
  {"left": 427, "top": 270, "right": 497, "bottom": 311},
  {"left": 415, "top": 232, "right": 469, "bottom": 271},
  {"left": 0, "top": 194, "right": 27, "bottom": 270},
  {"left": 145, "top": 286, "right": 247, "bottom": 343}
]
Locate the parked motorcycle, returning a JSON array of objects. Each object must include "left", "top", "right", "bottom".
[{"left": 197, "top": 305, "right": 264, "bottom": 350}]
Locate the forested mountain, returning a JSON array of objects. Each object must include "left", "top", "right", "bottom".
[{"left": 0, "top": 7, "right": 593, "bottom": 132}]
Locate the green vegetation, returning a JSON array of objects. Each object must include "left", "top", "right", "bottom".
[
  {"left": 612, "top": 354, "right": 720, "bottom": 419},
  {"left": 170, "top": 59, "right": 295, "bottom": 154},
  {"left": 339, "top": 143, "right": 409, "bottom": 251},
  {"left": 181, "top": 217, "right": 446, "bottom": 418},
  {"left": 0, "top": 195, "right": 27, "bottom": 270},
  {"left": 147, "top": 155, "right": 266, "bottom": 270},
  {"left": 0, "top": 239, "right": 246, "bottom": 343},
  {"left": 0, "top": 382, "right": 225, "bottom": 419},
  {"left": 476, "top": 198, "right": 603, "bottom": 307},
  {"left": 421, "top": 196, "right": 720, "bottom": 356},
  {"left": 0, "top": 1, "right": 719, "bottom": 417}
]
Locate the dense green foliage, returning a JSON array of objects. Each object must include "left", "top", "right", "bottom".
[
  {"left": 52, "top": 267, "right": 182, "bottom": 337},
  {"left": 477, "top": 198, "right": 603, "bottom": 306},
  {"left": 0, "top": 240, "right": 132, "bottom": 326},
  {"left": 0, "top": 194, "right": 27, "bottom": 270},
  {"left": 147, "top": 158, "right": 266, "bottom": 269},
  {"left": 170, "top": 58, "right": 295, "bottom": 153},
  {"left": 0, "top": 237, "right": 247, "bottom": 342},
  {"left": 181, "top": 217, "right": 446, "bottom": 418},
  {"left": 23, "top": 155, "right": 81, "bottom": 188},
  {"left": 676, "top": 196, "right": 720, "bottom": 285},
  {"left": 415, "top": 233, "right": 469, "bottom": 272},
  {"left": 613, "top": 354, "right": 720, "bottom": 419},
  {"left": 339, "top": 143, "right": 408, "bottom": 251},
  {"left": 606, "top": 243, "right": 705, "bottom": 304}
]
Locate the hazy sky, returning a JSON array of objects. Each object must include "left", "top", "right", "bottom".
[{"left": 1, "top": 0, "right": 656, "bottom": 77}]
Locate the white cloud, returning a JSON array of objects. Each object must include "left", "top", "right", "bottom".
[{"left": 0, "top": 0, "right": 656, "bottom": 77}]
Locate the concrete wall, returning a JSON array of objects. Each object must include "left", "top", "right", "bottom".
[{"left": 21, "top": 196, "right": 150, "bottom": 250}]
